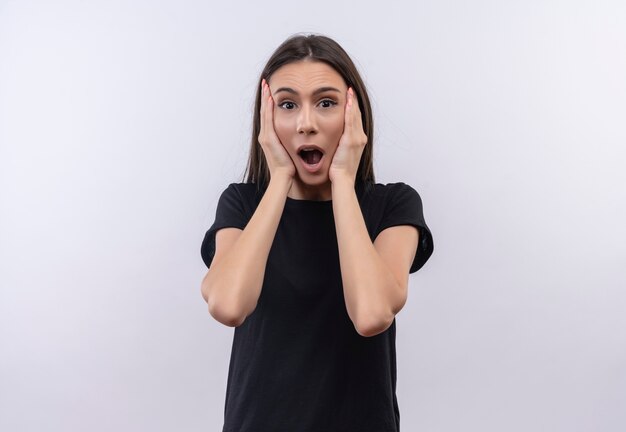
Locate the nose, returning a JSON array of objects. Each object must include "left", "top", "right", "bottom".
[{"left": 297, "top": 104, "right": 317, "bottom": 135}]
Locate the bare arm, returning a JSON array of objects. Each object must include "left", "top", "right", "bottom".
[
  {"left": 202, "top": 173, "right": 293, "bottom": 327},
  {"left": 331, "top": 176, "right": 404, "bottom": 337}
]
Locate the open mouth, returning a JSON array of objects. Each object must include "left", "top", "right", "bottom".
[{"left": 298, "top": 148, "right": 324, "bottom": 166}]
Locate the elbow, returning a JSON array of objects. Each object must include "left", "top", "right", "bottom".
[
  {"left": 208, "top": 300, "right": 247, "bottom": 327},
  {"left": 202, "top": 275, "right": 248, "bottom": 327},
  {"left": 355, "top": 309, "right": 395, "bottom": 338},
  {"left": 353, "top": 281, "right": 405, "bottom": 338},
  {"left": 200, "top": 272, "right": 212, "bottom": 304}
]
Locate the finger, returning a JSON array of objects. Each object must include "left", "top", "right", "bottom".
[
  {"left": 263, "top": 82, "right": 274, "bottom": 134},
  {"left": 349, "top": 88, "right": 360, "bottom": 116},
  {"left": 264, "top": 83, "right": 275, "bottom": 136},
  {"left": 260, "top": 80, "right": 266, "bottom": 135},
  {"left": 267, "top": 89, "right": 275, "bottom": 133},
  {"left": 261, "top": 79, "right": 266, "bottom": 111},
  {"left": 344, "top": 87, "right": 353, "bottom": 131},
  {"left": 266, "top": 84, "right": 281, "bottom": 138},
  {"left": 349, "top": 88, "right": 363, "bottom": 130}
]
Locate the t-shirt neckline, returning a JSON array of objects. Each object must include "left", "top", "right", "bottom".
[
  {"left": 282, "top": 180, "right": 369, "bottom": 204},
  {"left": 285, "top": 196, "right": 333, "bottom": 204}
]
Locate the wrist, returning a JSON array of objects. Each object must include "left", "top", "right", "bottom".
[
  {"left": 270, "top": 169, "right": 293, "bottom": 182},
  {"left": 330, "top": 173, "right": 355, "bottom": 188},
  {"left": 269, "top": 171, "right": 294, "bottom": 190},
  {"left": 331, "top": 176, "right": 356, "bottom": 199}
]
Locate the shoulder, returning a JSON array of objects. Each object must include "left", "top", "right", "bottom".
[
  {"left": 383, "top": 181, "right": 419, "bottom": 194},
  {"left": 362, "top": 181, "right": 422, "bottom": 205},
  {"left": 368, "top": 182, "right": 427, "bottom": 230},
  {"left": 222, "top": 181, "right": 257, "bottom": 195},
  {"left": 363, "top": 180, "right": 417, "bottom": 192},
  {"left": 216, "top": 182, "right": 265, "bottom": 215},
  {"left": 357, "top": 180, "right": 424, "bottom": 225},
  {"left": 371, "top": 181, "right": 434, "bottom": 273},
  {"left": 220, "top": 182, "right": 264, "bottom": 201}
]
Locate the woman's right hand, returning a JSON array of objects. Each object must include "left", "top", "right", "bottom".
[{"left": 258, "top": 79, "right": 296, "bottom": 180}]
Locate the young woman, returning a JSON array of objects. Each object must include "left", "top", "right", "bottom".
[{"left": 200, "top": 33, "right": 434, "bottom": 432}]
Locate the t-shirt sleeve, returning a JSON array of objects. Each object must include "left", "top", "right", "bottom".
[
  {"left": 200, "top": 183, "right": 248, "bottom": 269},
  {"left": 377, "top": 182, "right": 434, "bottom": 274}
]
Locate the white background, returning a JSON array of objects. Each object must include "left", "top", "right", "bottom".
[{"left": 1, "top": 0, "right": 625, "bottom": 431}]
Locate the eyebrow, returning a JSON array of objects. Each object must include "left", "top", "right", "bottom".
[{"left": 273, "top": 86, "right": 341, "bottom": 97}]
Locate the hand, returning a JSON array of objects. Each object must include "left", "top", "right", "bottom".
[
  {"left": 328, "top": 87, "right": 368, "bottom": 184},
  {"left": 258, "top": 79, "right": 296, "bottom": 180}
]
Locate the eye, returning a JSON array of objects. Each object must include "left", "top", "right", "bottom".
[
  {"left": 320, "top": 99, "right": 337, "bottom": 108},
  {"left": 278, "top": 101, "right": 296, "bottom": 110},
  {"left": 277, "top": 99, "right": 337, "bottom": 110}
]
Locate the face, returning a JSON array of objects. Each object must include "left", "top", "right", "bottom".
[{"left": 268, "top": 60, "right": 347, "bottom": 187}]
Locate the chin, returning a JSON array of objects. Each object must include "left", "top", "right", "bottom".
[{"left": 296, "top": 167, "right": 329, "bottom": 184}]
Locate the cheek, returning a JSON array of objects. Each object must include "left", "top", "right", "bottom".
[
  {"left": 321, "top": 114, "right": 345, "bottom": 140},
  {"left": 273, "top": 114, "right": 292, "bottom": 141}
]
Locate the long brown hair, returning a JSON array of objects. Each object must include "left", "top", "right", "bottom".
[{"left": 242, "top": 33, "right": 375, "bottom": 192}]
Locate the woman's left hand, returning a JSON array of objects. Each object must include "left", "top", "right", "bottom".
[{"left": 329, "top": 87, "right": 368, "bottom": 184}]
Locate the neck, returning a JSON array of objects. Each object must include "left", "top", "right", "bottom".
[{"left": 287, "top": 178, "right": 332, "bottom": 201}]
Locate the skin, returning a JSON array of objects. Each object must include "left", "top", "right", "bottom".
[
  {"left": 265, "top": 60, "right": 367, "bottom": 200},
  {"left": 254, "top": 62, "right": 416, "bottom": 337}
]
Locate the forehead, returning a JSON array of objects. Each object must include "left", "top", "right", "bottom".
[{"left": 269, "top": 61, "right": 346, "bottom": 91}]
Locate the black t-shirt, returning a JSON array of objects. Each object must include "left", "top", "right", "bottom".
[{"left": 201, "top": 180, "right": 434, "bottom": 432}]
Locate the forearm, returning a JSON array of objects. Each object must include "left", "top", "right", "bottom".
[
  {"left": 206, "top": 173, "right": 292, "bottom": 325},
  {"left": 331, "top": 176, "right": 399, "bottom": 337}
]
